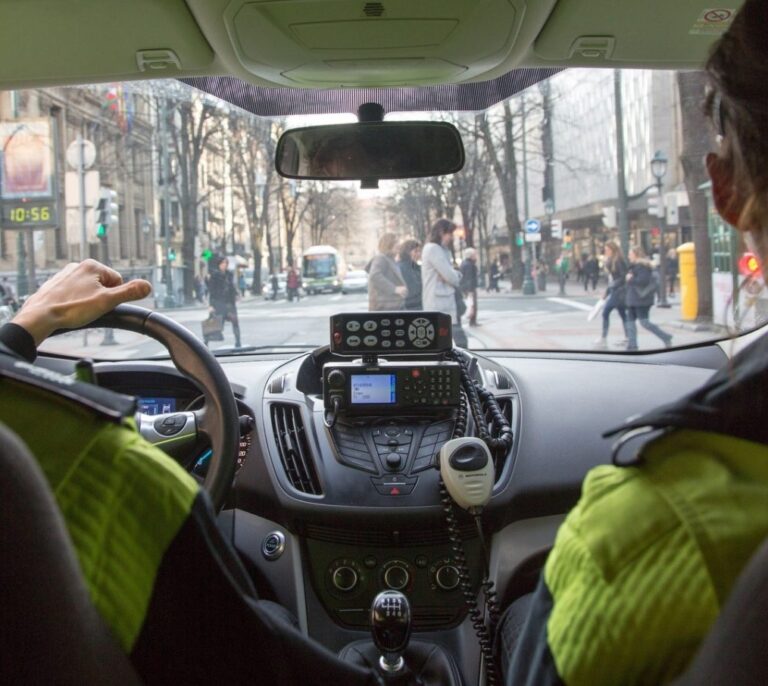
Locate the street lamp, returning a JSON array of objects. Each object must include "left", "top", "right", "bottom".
[{"left": 650, "top": 150, "right": 671, "bottom": 308}]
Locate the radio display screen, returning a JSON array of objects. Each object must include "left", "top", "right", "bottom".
[
  {"left": 138, "top": 397, "right": 177, "bottom": 415},
  {"left": 350, "top": 374, "right": 396, "bottom": 405}
]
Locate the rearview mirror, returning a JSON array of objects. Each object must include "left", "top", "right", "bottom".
[{"left": 275, "top": 122, "right": 465, "bottom": 184}]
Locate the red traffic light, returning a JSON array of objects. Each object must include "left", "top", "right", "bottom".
[{"left": 738, "top": 252, "right": 762, "bottom": 277}]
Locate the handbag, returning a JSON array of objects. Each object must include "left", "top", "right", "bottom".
[
  {"left": 587, "top": 297, "right": 606, "bottom": 322},
  {"left": 202, "top": 314, "right": 224, "bottom": 341}
]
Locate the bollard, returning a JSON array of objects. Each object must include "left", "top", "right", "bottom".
[{"left": 677, "top": 242, "right": 697, "bottom": 321}]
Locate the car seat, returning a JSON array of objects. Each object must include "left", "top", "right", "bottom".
[{"left": 0, "top": 422, "right": 141, "bottom": 684}]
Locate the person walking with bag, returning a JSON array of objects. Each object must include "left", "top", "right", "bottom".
[
  {"left": 368, "top": 233, "right": 407, "bottom": 311},
  {"left": 625, "top": 246, "right": 672, "bottom": 350},
  {"left": 205, "top": 256, "right": 242, "bottom": 348},
  {"left": 422, "top": 218, "right": 468, "bottom": 347},
  {"left": 595, "top": 240, "right": 630, "bottom": 349}
]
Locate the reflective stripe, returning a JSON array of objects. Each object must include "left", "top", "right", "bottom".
[{"left": 0, "top": 379, "right": 198, "bottom": 650}]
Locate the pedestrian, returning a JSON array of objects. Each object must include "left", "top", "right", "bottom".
[
  {"left": 206, "top": 256, "right": 241, "bottom": 347},
  {"left": 556, "top": 251, "right": 570, "bottom": 295},
  {"left": 487, "top": 261, "right": 500, "bottom": 292},
  {"left": 238, "top": 270, "right": 247, "bottom": 298},
  {"left": 666, "top": 247, "right": 679, "bottom": 297},
  {"left": 398, "top": 238, "right": 423, "bottom": 310},
  {"left": 270, "top": 271, "right": 279, "bottom": 301},
  {"left": 460, "top": 247, "right": 480, "bottom": 326},
  {"left": 286, "top": 263, "right": 301, "bottom": 302},
  {"left": 193, "top": 274, "right": 205, "bottom": 303},
  {"left": 422, "top": 218, "right": 468, "bottom": 347},
  {"left": 595, "top": 240, "right": 629, "bottom": 349},
  {"left": 368, "top": 232, "right": 407, "bottom": 311},
  {"left": 584, "top": 254, "right": 600, "bottom": 291},
  {"left": 625, "top": 245, "right": 673, "bottom": 350}
]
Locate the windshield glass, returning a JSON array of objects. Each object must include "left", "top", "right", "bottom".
[{"left": 0, "top": 70, "right": 762, "bottom": 359}]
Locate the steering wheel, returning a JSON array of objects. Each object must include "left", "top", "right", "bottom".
[{"left": 72, "top": 304, "right": 240, "bottom": 511}]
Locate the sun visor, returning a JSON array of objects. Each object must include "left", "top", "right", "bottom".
[{"left": 181, "top": 67, "right": 560, "bottom": 117}]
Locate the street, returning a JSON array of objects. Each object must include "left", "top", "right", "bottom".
[{"left": 40, "top": 285, "right": 718, "bottom": 360}]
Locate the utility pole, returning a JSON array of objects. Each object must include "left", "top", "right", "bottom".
[
  {"left": 160, "top": 98, "right": 175, "bottom": 308},
  {"left": 614, "top": 70, "right": 630, "bottom": 256}
]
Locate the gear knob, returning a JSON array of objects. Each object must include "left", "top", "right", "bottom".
[{"left": 370, "top": 590, "right": 412, "bottom": 673}]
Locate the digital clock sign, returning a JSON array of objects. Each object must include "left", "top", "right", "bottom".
[{"left": 0, "top": 199, "right": 58, "bottom": 229}]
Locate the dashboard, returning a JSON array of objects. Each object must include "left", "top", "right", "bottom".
[{"left": 40, "top": 325, "right": 728, "bottom": 684}]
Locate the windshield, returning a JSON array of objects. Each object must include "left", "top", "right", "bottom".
[{"left": 1, "top": 70, "right": 762, "bottom": 359}]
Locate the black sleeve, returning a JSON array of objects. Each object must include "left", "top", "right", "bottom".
[
  {"left": 131, "top": 491, "right": 380, "bottom": 686},
  {"left": 0, "top": 323, "right": 37, "bottom": 363}
]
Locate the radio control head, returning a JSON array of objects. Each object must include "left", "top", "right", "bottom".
[{"left": 327, "top": 369, "right": 346, "bottom": 389}]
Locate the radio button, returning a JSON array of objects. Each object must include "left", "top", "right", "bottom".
[
  {"left": 381, "top": 340, "right": 392, "bottom": 348},
  {"left": 346, "top": 320, "right": 361, "bottom": 332},
  {"left": 395, "top": 318, "right": 405, "bottom": 326},
  {"left": 363, "top": 320, "right": 377, "bottom": 332},
  {"left": 347, "top": 335, "right": 361, "bottom": 347},
  {"left": 363, "top": 335, "right": 378, "bottom": 347},
  {"left": 395, "top": 340, "right": 405, "bottom": 348},
  {"left": 381, "top": 319, "right": 391, "bottom": 326},
  {"left": 381, "top": 329, "right": 391, "bottom": 337},
  {"left": 395, "top": 329, "right": 405, "bottom": 337},
  {"left": 413, "top": 338, "right": 430, "bottom": 348},
  {"left": 413, "top": 317, "right": 430, "bottom": 327}
]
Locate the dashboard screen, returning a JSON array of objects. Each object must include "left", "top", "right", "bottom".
[
  {"left": 350, "top": 374, "right": 396, "bottom": 405},
  {"left": 138, "top": 397, "right": 176, "bottom": 415}
]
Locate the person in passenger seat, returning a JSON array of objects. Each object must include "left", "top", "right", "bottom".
[
  {"left": 496, "top": 2, "right": 768, "bottom": 683},
  {"left": 0, "top": 259, "right": 380, "bottom": 684}
]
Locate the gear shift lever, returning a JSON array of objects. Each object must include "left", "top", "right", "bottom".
[{"left": 370, "top": 590, "right": 412, "bottom": 673}]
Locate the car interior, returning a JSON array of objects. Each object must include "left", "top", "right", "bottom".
[{"left": 2, "top": 0, "right": 767, "bottom": 684}]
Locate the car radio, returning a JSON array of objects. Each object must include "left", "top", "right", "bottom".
[{"left": 323, "top": 361, "right": 461, "bottom": 414}]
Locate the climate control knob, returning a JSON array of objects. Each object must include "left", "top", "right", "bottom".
[
  {"left": 332, "top": 566, "right": 359, "bottom": 592},
  {"left": 327, "top": 370, "right": 346, "bottom": 389},
  {"left": 383, "top": 564, "right": 410, "bottom": 591},
  {"left": 434, "top": 564, "right": 461, "bottom": 591}
]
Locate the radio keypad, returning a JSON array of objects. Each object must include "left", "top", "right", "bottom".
[{"left": 401, "top": 368, "right": 457, "bottom": 406}]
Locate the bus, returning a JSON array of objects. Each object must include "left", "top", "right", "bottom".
[{"left": 301, "top": 245, "right": 346, "bottom": 294}]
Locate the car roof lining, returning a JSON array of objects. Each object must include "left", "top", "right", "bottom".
[{"left": 0, "top": 0, "right": 736, "bottom": 109}]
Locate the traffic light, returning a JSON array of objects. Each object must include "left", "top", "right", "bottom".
[
  {"left": 738, "top": 252, "right": 762, "bottom": 278},
  {"left": 95, "top": 188, "right": 118, "bottom": 241},
  {"left": 168, "top": 248, "right": 177, "bottom": 262},
  {"left": 201, "top": 249, "right": 213, "bottom": 262}
]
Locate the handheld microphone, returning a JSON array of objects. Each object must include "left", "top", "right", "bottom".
[{"left": 439, "top": 437, "right": 494, "bottom": 512}]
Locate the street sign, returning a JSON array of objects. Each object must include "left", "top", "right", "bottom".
[
  {"left": 66, "top": 139, "right": 96, "bottom": 170},
  {"left": 524, "top": 219, "right": 541, "bottom": 234},
  {"left": 551, "top": 219, "right": 563, "bottom": 239},
  {"left": 525, "top": 233, "right": 542, "bottom": 243},
  {"left": 665, "top": 192, "right": 679, "bottom": 225}
]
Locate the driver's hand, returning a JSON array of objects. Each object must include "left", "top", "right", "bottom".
[{"left": 12, "top": 259, "right": 151, "bottom": 345}]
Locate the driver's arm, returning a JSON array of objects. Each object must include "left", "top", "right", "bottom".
[{"left": 2, "top": 259, "right": 380, "bottom": 685}]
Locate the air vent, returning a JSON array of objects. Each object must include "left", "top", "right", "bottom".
[
  {"left": 362, "top": 2, "right": 385, "bottom": 18},
  {"left": 270, "top": 403, "right": 323, "bottom": 495}
]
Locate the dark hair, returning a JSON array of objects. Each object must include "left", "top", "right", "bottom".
[
  {"left": 706, "top": 0, "right": 768, "bottom": 237},
  {"left": 399, "top": 238, "right": 421, "bottom": 261},
  {"left": 429, "top": 218, "right": 455, "bottom": 244}
]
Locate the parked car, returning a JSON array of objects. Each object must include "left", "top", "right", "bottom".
[{"left": 341, "top": 269, "right": 368, "bottom": 294}]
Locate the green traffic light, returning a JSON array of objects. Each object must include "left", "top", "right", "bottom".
[
  {"left": 202, "top": 249, "right": 213, "bottom": 261},
  {"left": 96, "top": 224, "right": 107, "bottom": 238}
]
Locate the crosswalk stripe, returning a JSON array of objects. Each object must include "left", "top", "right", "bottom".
[{"left": 547, "top": 297, "right": 594, "bottom": 312}]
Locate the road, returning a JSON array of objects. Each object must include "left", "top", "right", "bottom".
[{"left": 40, "top": 288, "right": 717, "bottom": 359}]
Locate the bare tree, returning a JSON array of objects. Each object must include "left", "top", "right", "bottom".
[
  {"left": 479, "top": 99, "right": 524, "bottom": 287},
  {"left": 278, "top": 178, "right": 310, "bottom": 266},
  {"left": 230, "top": 113, "right": 279, "bottom": 293},
  {"left": 301, "top": 181, "right": 356, "bottom": 246},
  {"left": 677, "top": 71, "right": 715, "bottom": 321}
]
